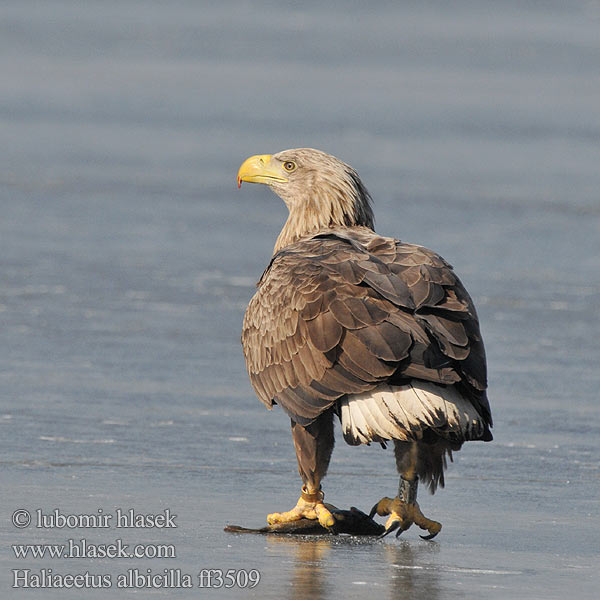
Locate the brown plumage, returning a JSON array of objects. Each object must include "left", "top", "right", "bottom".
[{"left": 238, "top": 148, "right": 492, "bottom": 535}]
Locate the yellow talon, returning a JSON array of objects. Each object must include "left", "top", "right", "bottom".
[{"left": 315, "top": 503, "right": 335, "bottom": 528}]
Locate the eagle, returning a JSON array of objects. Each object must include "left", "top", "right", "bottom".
[{"left": 237, "top": 148, "right": 492, "bottom": 538}]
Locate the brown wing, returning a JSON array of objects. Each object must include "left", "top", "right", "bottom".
[{"left": 242, "top": 227, "right": 491, "bottom": 430}]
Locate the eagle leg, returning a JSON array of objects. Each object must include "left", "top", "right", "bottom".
[
  {"left": 267, "top": 411, "right": 336, "bottom": 530},
  {"left": 370, "top": 442, "right": 442, "bottom": 539}
]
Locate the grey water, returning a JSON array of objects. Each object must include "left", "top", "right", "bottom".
[{"left": 1, "top": 1, "right": 599, "bottom": 598}]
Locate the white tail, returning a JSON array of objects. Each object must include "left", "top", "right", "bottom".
[{"left": 340, "top": 382, "right": 484, "bottom": 445}]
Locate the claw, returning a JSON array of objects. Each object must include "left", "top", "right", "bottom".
[
  {"left": 413, "top": 511, "right": 441, "bottom": 540},
  {"left": 378, "top": 520, "right": 401, "bottom": 539},
  {"left": 417, "top": 519, "right": 441, "bottom": 541},
  {"left": 369, "top": 503, "right": 378, "bottom": 520}
]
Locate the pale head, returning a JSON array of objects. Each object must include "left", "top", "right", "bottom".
[{"left": 237, "top": 148, "right": 374, "bottom": 253}]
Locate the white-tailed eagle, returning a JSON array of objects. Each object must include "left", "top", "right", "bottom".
[{"left": 237, "top": 148, "right": 492, "bottom": 538}]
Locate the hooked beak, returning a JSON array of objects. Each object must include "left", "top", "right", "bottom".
[{"left": 237, "top": 154, "right": 288, "bottom": 188}]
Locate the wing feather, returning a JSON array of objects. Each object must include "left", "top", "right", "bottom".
[
  {"left": 305, "top": 310, "right": 343, "bottom": 352},
  {"left": 242, "top": 227, "right": 490, "bottom": 434}
]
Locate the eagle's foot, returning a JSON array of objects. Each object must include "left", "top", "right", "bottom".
[
  {"left": 369, "top": 497, "right": 441, "bottom": 539},
  {"left": 266, "top": 486, "right": 336, "bottom": 530},
  {"left": 369, "top": 478, "right": 441, "bottom": 540}
]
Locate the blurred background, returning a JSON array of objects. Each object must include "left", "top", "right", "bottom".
[{"left": 1, "top": 1, "right": 599, "bottom": 598}]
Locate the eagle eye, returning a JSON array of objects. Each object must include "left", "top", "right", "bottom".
[{"left": 283, "top": 161, "right": 296, "bottom": 172}]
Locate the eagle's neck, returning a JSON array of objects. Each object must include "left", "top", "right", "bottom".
[
  {"left": 273, "top": 175, "right": 374, "bottom": 254},
  {"left": 274, "top": 203, "right": 335, "bottom": 253}
]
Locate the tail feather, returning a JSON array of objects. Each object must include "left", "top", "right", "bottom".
[{"left": 340, "top": 382, "right": 485, "bottom": 446}]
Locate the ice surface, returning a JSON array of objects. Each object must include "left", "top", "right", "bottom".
[{"left": 1, "top": 1, "right": 599, "bottom": 598}]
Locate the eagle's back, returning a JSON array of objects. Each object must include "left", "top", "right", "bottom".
[{"left": 242, "top": 226, "right": 491, "bottom": 441}]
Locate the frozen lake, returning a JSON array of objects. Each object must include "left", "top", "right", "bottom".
[{"left": 1, "top": 1, "right": 599, "bottom": 598}]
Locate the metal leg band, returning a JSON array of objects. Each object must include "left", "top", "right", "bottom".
[
  {"left": 301, "top": 485, "right": 324, "bottom": 503},
  {"left": 398, "top": 477, "right": 418, "bottom": 504}
]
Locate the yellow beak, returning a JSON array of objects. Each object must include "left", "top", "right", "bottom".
[{"left": 237, "top": 154, "right": 288, "bottom": 188}]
